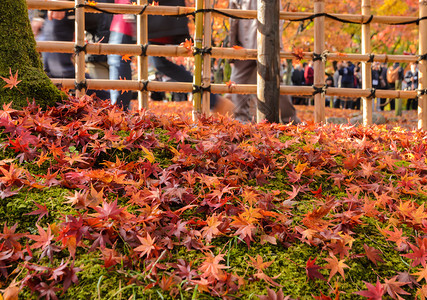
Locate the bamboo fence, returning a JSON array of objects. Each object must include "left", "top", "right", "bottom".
[{"left": 26, "top": 0, "right": 427, "bottom": 129}]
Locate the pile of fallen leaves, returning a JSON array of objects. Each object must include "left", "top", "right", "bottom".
[{"left": 0, "top": 96, "right": 426, "bottom": 299}]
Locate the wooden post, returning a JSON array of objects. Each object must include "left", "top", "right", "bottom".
[
  {"left": 192, "top": 0, "right": 204, "bottom": 119},
  {"left": 75, "top": 0, "right": 86, "bottom": 98},
  {"left": 362, "top": 0, "right": 372, "bottom": 125},
  {"left": 202, "top": 0, "right": 212, "bottom": 115},
  {"left": 257, "top": 0, "right": 280, "bottom": 123},
  {"left": 419, "top": 0, "right": 427, "bottom": 130},
  {"left": 137, "top": 0, "right": 149, "bottom": 110},
  {"left": 313, "top": 0, "right": 325, "bottom": 122}
]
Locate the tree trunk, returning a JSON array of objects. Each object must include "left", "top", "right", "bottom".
[
  {"left": 256, "top": 0, "right": 280, "bottom": 123},
  {"left": 0, "top": 0, "right": 64, "bottom": 109}
]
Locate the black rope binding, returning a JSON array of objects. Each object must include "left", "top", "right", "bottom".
[
  {"left": 367, "top": 88, "right": 376, "bottom": 99},
  {"left": 312, "top": 85, "right": 327, "bottom": 96},
  {"left": 192, "top": 47, "right": 212, "bottom": 56},
  {"left": 140, "top": 44, "right": 149, "bottom": 57},
  {"left": 192, "top": 84, "right": 211, "bottom": 94},
  {"left": 74, "top": 44, "right": 88, "bottom": 55},
  {"left": 417, "top": 53, "right": 427, "bottom": 62},
  {"left": 75, "top": 80, "right": 87, "bottom": 91},
  {"left": 363, "top": 15, "right": 374, "bottom": 25},
  {"left": 312, "top": 51, "right": 328, "bottom": 62},
  {"left": 140, "top": 80, "right": 149, "bottom": 92},
  {"left": 367, "top": 54, "right": 375, "bottom": 63},
  {"left": 417, "top": 89, "right": 427, "bottom": 98},
  {"left": 139, "top": 4, "right": 148, "bottom": 15}
]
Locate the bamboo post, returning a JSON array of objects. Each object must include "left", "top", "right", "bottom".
[
  {"left": 192, "top": 0, "right": 204, "bottom": 119},
  {"left": 361, "top": 0, "right": 372, "bottom": 125},
  {"left": 202, "top": 0, "right": 212, "bottom": 115},
  {"left": 419, "top": 0, "right": 427, "bottom": 130},
  {"left": 137, "top": 0, "right": 149, "bottom": 110},
  {"left": 257, "top": 0, "right": 280, "bottom": 123},
  {"left": 75, "top": 0, "right": 86, "bottom": 98},
  {"left": 313, "top": 0, "right": 325, "bottom": 122}
]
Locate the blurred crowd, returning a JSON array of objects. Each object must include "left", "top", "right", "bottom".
[{"left": 289, "top": 59, "right": 419, "bottom": 111}]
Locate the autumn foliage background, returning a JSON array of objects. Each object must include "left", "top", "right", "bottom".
[{"left": 0, "top": 0, "right": 426, "bottom": 299}]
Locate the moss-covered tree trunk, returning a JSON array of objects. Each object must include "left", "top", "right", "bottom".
[{"left": 0, "top": 0, "right": 65, "bottom": 109}]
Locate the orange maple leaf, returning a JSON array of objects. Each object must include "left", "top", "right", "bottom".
[
  {"left": 87, "top": 0, "right": 97, "bottom": 5},
  {"left": 121, "top": 54, "right": 131, "bottom": 62},
  {"left": 181, "top": 39, "right": 193, "bottom": 51},
  {"left": 291, "top": 47, "right": 304, "bottom": 61},
  {"left": 232, "top": 45, "right": 244, "bottom": 50},
  {"left": 151, "top": 1, "right": 159, "bottom": 6},
  {"left": 1, "top": 68, "right": 22, "bottom": 90}
]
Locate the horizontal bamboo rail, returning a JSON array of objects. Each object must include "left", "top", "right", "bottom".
[
  {"left": 51, "top": 78, "right": 418, "bottom": 99},
  {"left": 27, "top": 0, "right": 420, "bottom": 25},
  {"left": 35, "top": 41, "right": 420, "bottom": 63}
]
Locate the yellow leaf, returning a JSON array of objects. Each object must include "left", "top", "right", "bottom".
[{"left": 141, "top": 146, "right": 155, "bottom": 163}]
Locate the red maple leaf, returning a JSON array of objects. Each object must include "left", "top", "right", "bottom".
[
  {"left": 92, "top": 199, "right": 124, "bottom": 220},
  {"left": 291, "top": 47, "right": 305, "bottom": 61},
  {"left": 305, "top": 257, "right": 326, "bottom": 281},
  {"left": 383, "top": 275, "right": 410, "bottom": 300},
  {"left": 402, "top": 242, "right": 427, "bottom": 267},
  {"left": 1, "top": 68, "right": 22, "bottom": 90},
  {"left": 363, "top": 244, "right": 384, "bottom": 266},
  {"left": 355, "top": 280, "right": 384, "bottom": 299},
  {"left": 24, "top": 201, "right": 49, "bottom": 223}
]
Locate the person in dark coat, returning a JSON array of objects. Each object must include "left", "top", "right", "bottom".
[
  {"left": 291, "top": 64, "right": 306, "bottom": 105},
  {"left": 338, "top": 61, "right": 355, "bottom": 109},
  {"left": 404, "top": 62, "right": 419, "bottom": 110}
]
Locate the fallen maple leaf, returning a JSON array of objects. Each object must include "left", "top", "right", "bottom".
[
  {"left": 24, "top": 201, "right": 49, "bottom": 223},
  {"left": 324, "top": 253, "right": 349, "bottom": 282},
  {"left": 355, "top": 280, "right": 384, "bottom": 299},
  {"left": 306, "top": 257, "right": 326, "bottom": 281},
  {"left": 1, "top": 68, "right": 22, "bottom": 90}
]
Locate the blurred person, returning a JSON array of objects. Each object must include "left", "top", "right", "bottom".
[
  {"left": 386, "top": 62, "right": 404, "bottom": 111},
  {"left": 85, "top": 0, "right": 113, "bottom": 81},
  {"left": 371, "top": 62, "right": 383, "bottom": 111},
  {"left": 228, "top": 0, "right": 299, "bottom": 124},
  {"left": 338, "top": 61, "right": 355, "bottom": 109},
  {"left": 36, "top": 6, "right": 109, "bottom": 99},
  {"left": 353, "top": 62, "right": 362, "bottom": 110},
  {"left": 291, "top": 63, "right": 305, "bottom": 105},
  {"left": 332, "top": 61, "right": 342, "bottom": 108},
  {"left": 108, "top": 0, "right": 136, "bottom": 110},
  {"left": 324, "top": 75, "right": 334, "bottom": 107},
  {"left": 404, "top": 62, "right": 419, "bottom": 110},
  {"left": 148, "top": 0, "right": 231, "bottom": 112}
]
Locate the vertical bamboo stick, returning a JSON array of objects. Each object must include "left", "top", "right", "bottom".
[
  {"left": 313, "top": 0, "right": 325, "bottom": 123},
  {"left": 75, "top": 0, "right": 86, "bottom": 98},
  {"left": 137, "top": 0, "right": 149, "bottom": 110},
  {"left": 419, "top": 0, "right": 427, "bottom": 130},
  {"left": 362, "top": 0, "right": 372, "bottom": 125},
  {"left": 192, "top": 0, "right": 204, "bottom": 119},
  {"left": 201, "top": 0, "right": 212, "bottom": 115}
]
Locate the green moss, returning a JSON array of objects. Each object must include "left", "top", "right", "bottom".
[
  {"left": 0, "top": 0, "right": 66, "bottom": 109},
  {"left": 0, "top": 187, "right": 75, "bottom": 232}
]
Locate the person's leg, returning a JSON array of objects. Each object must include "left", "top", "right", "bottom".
[
  {"left": 230, "top": 60, "right": 257, "bottom": 123},
  {"left": 108, "top": 32, "right": 133, "bottom": 110},
  {"left": 151, "top": 56, "right": 193, "bottom": 83}
]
